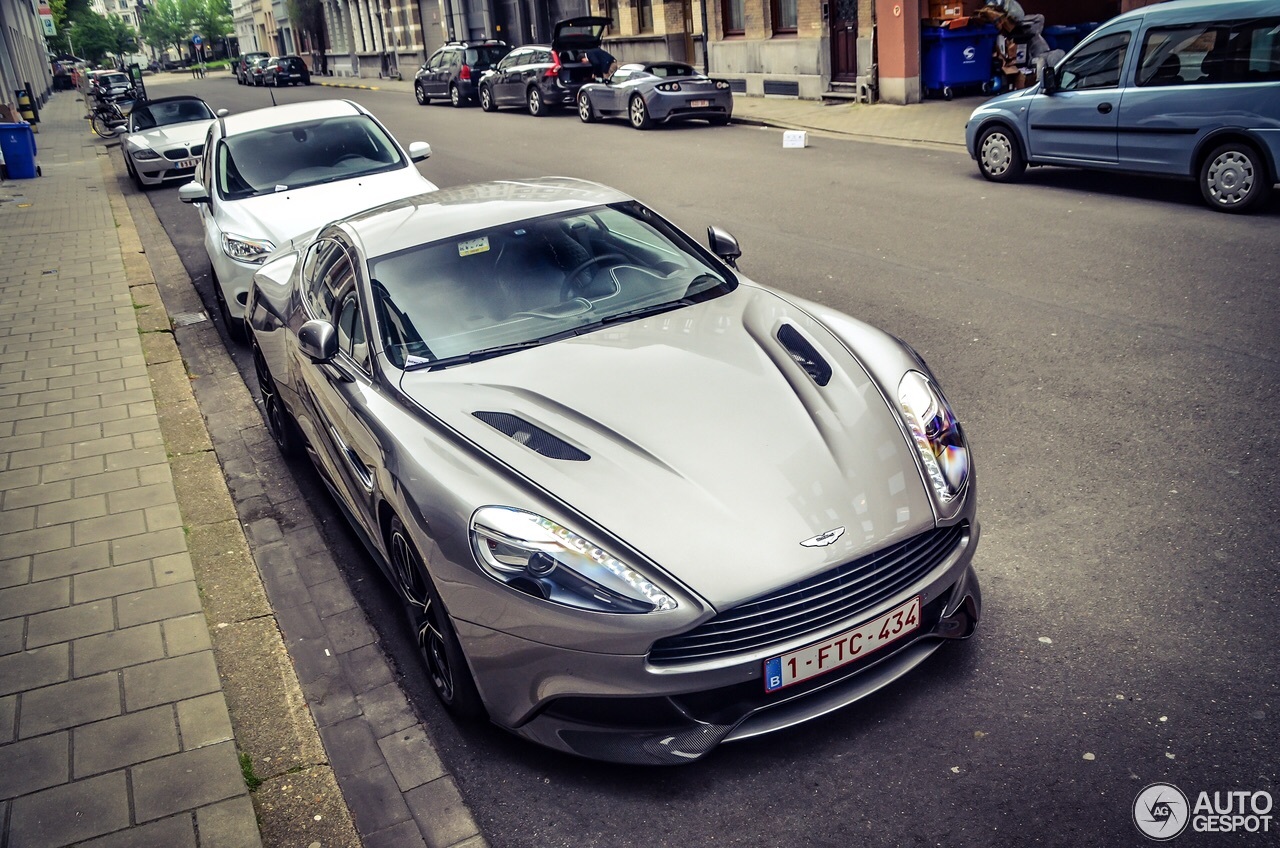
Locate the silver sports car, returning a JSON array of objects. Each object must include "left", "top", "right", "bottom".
[
  {"left": 577, "top": 62, "right": 733, "bottom": 129},
  {"left": 122, "top": 95, "right": 217, "bottom": 190},
  {"left": 247, "top": 178, "right": 980, "bottom": 764}
]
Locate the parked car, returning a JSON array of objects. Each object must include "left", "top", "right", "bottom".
[
  {"left": 235, "top": 51, "right": 269, "bottom": 84},
  {"left": 414, "top": 40, "right": 510, "bottom": 107},
  {"left": 122, "top": 95, "right": 218, "bottom": 190},
  {"left": 477, "top": 16, "right": 610, "bottom": 115},
  {"left": 965, "top": 0, "right": 1280, "bottom": 213},
  {"left": 87, "top": 70, "right": 133, "bottom": 101},
  {"left": 245, "top": 56, "right": 271, "bottom": 86},
  {"left": 577, "top": 61, "right": 733, "bottom": 129},
  {"left": 263, "top": 55, "right": 311, "bottom": 86},
  {"left": 245, "top": 176, "right": 982, "bottom": 765},
  {"left": 178, "top": 99, "right": 437, "bottom": 340}
]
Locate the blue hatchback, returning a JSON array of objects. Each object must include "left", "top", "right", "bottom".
[{"left": 965, "top": 0, "right": 1280, "bottom": 213}]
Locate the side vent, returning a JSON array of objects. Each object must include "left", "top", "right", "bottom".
[
  {"left": 473, "top": 412, "right": 589, "bottom": 461},
  {"left": 777, "top": 324, "right": 832, "bottom": 387}
]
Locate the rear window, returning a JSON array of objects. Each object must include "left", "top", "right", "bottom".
[{"left": 466, "top": 46, "right": 509, "bottom": 67}]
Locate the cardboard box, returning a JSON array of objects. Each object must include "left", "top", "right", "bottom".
[
  {"left": 929, "top": 2, "right": 964, "bottom": 18},
  {"left": 782, "top": 130, "right": 808, "bottom": 148}
]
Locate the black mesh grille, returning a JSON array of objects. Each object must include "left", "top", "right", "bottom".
[
  {"left": 473, "top": 412, "right": 589, "bottom": 461},
  {"left": 649, "top": 522, "right": 967, "bottom": 665}
]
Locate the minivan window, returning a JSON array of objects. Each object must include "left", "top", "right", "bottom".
[
  {"left": 1058, "top": 31, "right": 1131, "bottom": 90},
  {"left": 1138, "top": 18, "right": 1280, "bottom": 86},
  {"left": 467, "top": 46, "right": 509, "bottom": 67}
]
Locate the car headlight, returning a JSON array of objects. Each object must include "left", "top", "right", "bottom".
[
  {"left": 470, "top": 506, "right": 677, "bottom": 614},
  {"left": 222, "top": 233, "right": 277, "bottom": 265},
  {"left": 129, "top": 147, "right": 162, "bottom": 160},
  {"left": 898, "top": 371, "right": 969, "bottom": 506}
]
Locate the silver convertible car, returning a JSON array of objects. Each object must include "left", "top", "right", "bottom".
[
  {"left": 577, "top": 61, "right": 733, "bottom": 129},
  {"left": 247, "top": 178, "right": 981, "bottom": 764}
]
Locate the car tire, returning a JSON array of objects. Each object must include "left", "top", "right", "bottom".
[
  {"left": 449, "top": 83, "right": 463, "bottom": 107},
  {"left": 252, "top": 346, "right": 302, "bottom": 458},
  {"left": 629, "top": 94, "right": 652, "bottom": 130},
  {"left": 709, "top": 114, "right": 731, "bottom": 126},
  {"left": 210, "top": 269, "right": 247, "bottom": 344},
  {"left": 527, "top": 86, "right": 545, "bottom": 117},
  {"left": 415, "top": 82, "right": 429, "bottom": 105},
  {"left": 388, "top": 515, "right": 487, "bottom": 720},
  {"left": 479, "top": 84, "right": 497, "bottom": 112},
  {"left": 976, "top": 124, "right": 1026, "bottom": 183},
  {"left": 577, "top": 90, "right": 597, "bottom": 123},
  {"left": 126, "top": 156, "right": 147, "bottom": 192},
  {"left": 1199, "top": 141, "right": 1271, "bottom": 214}
]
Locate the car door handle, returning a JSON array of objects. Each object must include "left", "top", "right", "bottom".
[
  {"left": 329, "top": 426, "right": 374, "bottom": 492},
  {"left": 1097, "top": 102, "right": 1113, "bottom": 114}
]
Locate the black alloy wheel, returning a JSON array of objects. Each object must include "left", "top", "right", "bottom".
[
  {"left": 388, "top": 516, "right": 486, "bottom": 718},
  {"left": 252, "top": 346, "right": 300, "bottom": 457},
  {"left": 527, "top": 86, "right": 545, "bottom": 117},
  {"left": 479, "top": 84, "right": 497, "bottom": 112}
]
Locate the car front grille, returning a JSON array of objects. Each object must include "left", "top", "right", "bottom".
[
  {"left": 163, "top": 144, "right": 203, "bottom": 161},
  {"left": 648, "top": 522, "right": 967, "bottom": 665}
]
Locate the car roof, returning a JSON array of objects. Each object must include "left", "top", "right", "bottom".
[
  {"left": 220, "top": 99, "right": 364, "bottom": 136},
  {"left": 140, "top": 95, "right": 211, "bottom": 106},
  {"left": 1105, "top": 0, "right": 1279, "bottom": 27},
  {"left": 339, "top": 177, "right": 633, "bottom": 258}
]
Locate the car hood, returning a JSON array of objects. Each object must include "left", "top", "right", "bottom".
[
  {"left": 217, "top": 168, "right": 438, "bottom": 247},
  {"left": 400, "top": 284, "right": 935, "bottom": 610},
  {"left": 128, "top": 121, "right": 212, "bottom": 149}
]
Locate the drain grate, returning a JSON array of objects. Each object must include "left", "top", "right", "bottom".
[{"left": 171, "top": 311, "right": 209, "bottom": 327}]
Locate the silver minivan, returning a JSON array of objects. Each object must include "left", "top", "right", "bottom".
[{"left": 965, "top": 0, "right": 1280, "bottom": 213}]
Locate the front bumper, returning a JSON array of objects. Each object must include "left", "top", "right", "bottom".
[
  {"left": 131, "top": 153, "right": 198, "bottom": 186},
  {"left": 454, "top": 521, "right": 981, "bottom": 765}
]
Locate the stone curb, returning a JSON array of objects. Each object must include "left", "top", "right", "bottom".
[{"left": 101, "top": 121, "right": 489, "bottom": 848}]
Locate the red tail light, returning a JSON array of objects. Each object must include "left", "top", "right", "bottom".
[
  {"left": 544, "top": 50, "right": 561, "bottom": 79},
  {"left": 460, "top": 63, "right": 471, "bottom": 81}
]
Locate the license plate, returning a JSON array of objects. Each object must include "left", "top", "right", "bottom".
[
  {"left": 764, "top": 596, "right": 921, "bottom": 692},
  {"left": 690, "top": 99, "right": 710, "bottom": 108},
  {"left": 175, "top": 158, "right": 197, "bottom": 169}
]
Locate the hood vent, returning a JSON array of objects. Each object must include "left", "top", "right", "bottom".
[
  {"left": 473, "top": 412, "right": 589, "bottom": 461},
  {"left": 777, "top": 324, "right": 832, "bottom": 386}
]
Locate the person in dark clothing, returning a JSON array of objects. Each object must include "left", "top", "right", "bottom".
[{"left": 583, "top": 46, "right": 617, "bottom": 80}]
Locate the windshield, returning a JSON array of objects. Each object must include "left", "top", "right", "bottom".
[
  {"left": 131, "top": 99, "right": 214, "bottom": 130},
  {"left": 368, "top": 202, "right": 736, "bottom": 370},
  {"left": 217, "top": 115, "right": 405, "bottom": 199}
]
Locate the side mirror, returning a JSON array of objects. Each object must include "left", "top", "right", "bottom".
[
  {"left": 707, "top": 225, "right": 742, "bottom": 268},
  {"left": 298, "top": 320, "right": 338, "bottom": 363},
  {"left": 178, "top": 181, "right": 210, "bottom": 205},
  {"left": 1039, "top": 60, "right": 1057, "bottom": 93},
  {"left": 216, "top": 108, "right": 229, "bottom": 117},
  {"left": 408, "top": 141, "right": 432, "bottom": 162}
]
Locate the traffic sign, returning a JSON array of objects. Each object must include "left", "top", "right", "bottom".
[{"left": 193, "top": 34, "right": 203, "bottom": 45}]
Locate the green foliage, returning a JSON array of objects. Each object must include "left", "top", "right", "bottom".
[
  {"left": 187, "top": 0, "right": 233, "bottom": 44},
  {"left": 69, "top": 11, "right": 123, "bottom": 63},
  {"left": 287, "top": 0, "right": 326, "bottom": 51},
  {"left": 137, "top": 0, "right": 191, "bottom": 56}
]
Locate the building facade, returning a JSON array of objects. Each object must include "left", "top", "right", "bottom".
[{"left": 0, "top": 0, "right": 51, "bottom": 111}]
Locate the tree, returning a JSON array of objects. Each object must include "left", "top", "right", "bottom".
[
  {"left": 137, "top": 0, "right": 191, "bottom": 58},
  {"left": 69, "top": 11, "right": 123, "bottom": 63}
]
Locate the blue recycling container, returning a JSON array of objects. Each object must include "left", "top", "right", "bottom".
[
  {"left": 921, "top": 24, "right": 998, "bottom": 95},
  {"left": 0, "top": 122, "right": 38, "bottom": 179},
  {"left": 1043, "top": 25, "right": 1080, "bottom": 52}
]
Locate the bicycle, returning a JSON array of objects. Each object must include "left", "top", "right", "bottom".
[{"left": 89, "top": 91, "right": 133, "bottom": 138}]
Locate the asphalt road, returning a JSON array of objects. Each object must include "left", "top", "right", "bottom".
[{"left": 140, "top": 73, "right": 1279, "bottom": 848}]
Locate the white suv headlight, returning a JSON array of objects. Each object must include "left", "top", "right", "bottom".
[
  {"left": 222, "top": 233, "right": 276, "bottom": 264},
  {"left": 470, "top": 507, "right": 677, "bottom": 614}
]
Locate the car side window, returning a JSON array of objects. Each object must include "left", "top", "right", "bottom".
[
  {"left": 303, "top": 240, "right": 354, "bottom": 324},
  {"left": 1058, "top": 31, "right": 1131, "bottom": 91},
  {"left": 335, "top": 292, "right": 370, "bottom": 373},
  {"left": 428, "top": 50, "right": 446, "bottom": 71},
  {"left": 1139, "top": 17, "right": 1280, "bottom": 86},
  {"left": 609, "top": 69, "right": 632, "bottom": 84},
  {"left": 498, "top": 49, "right": 522, "bottom": 70}
]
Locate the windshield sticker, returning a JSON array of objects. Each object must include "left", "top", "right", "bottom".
[
  {"left": 458, "top": 236, "right": 490, "bottom": 256},
  {"left": 405, "top": 354, "right": 432, "bottom": 367}
]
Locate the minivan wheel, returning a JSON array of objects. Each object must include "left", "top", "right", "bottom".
[
  {"left": 977, "top": 125, "right": 1025, "bottom": 183},
  {"left": 449, "top": 83, "right": 462, "bottom": 107},
  {"left": 1200, "top": 142, "right": 1271, "bottom": 214},
  {"left": 388, "top": 516, "right": 486, "bottom": 719},
  {"left": 480, "top": 84, "right": 496, "bottom": 112},
  {"left": 415, "top": 82, "right": 428, "bottom": 105},
  {"left": 527, "top": 87, "right": 545, "bottom": 116}
]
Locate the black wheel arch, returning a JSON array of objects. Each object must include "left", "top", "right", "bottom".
[
  {"left": 1191, "top": 129, "right": 1277, "bottom": 185},
  {"left": 974, "top": 118, "right": 1029, "bottom": 164}
]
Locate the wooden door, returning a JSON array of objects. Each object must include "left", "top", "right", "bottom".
[{"left": 830, "top": 0, "right": 857, "bottom": 82}]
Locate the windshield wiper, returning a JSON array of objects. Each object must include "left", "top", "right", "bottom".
[
  {"left": 406, "top": 331, "right": 577, "bottom": 371},
  {"left": 597, "top": 298, "right": 694, "bottom": 326}
]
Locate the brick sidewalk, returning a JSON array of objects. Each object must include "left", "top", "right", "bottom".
[{"left": 0, "top": 94, "right": 261, "bottom": 847}]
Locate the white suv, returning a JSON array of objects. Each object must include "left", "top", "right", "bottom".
[{"left": 179, "top": 99, "right": 437, "bottom": 338}]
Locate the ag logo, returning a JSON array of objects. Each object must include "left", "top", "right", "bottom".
[
  {"left": 1134, "top": 783, "right": 1190, "bottom": 841},
  {"left": 963, "top": 46, "right": 976, "bottom": 61},
  {"left": 800, "top": 527, "right": 845, "bottom": 547}
]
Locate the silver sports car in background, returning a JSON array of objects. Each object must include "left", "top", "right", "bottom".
[
  {"left": 247, "top": 178, "right": 980, "bottom": 764},
  {"left": 577, "top": 61, "right": 733, "bottom": 129},
  {"left": 122, "top": 95, "right": 217, "bottom": 190}
]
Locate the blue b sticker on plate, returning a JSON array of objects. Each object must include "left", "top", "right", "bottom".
[{"left": 764, "top": 657, "right": 783, "bottom": 693}]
